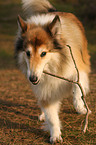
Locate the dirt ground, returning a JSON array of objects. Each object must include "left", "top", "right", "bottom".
[{"left": 0, "top": 0, "right": 96, "bottom": 144}]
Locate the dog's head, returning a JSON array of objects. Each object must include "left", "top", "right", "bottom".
[{"left": 16, "top": 15, "right": 64, "bottom": 85}]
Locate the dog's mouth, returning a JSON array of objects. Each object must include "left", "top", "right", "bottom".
[{"left": 31, "top": 80, "right": 40, "bottom": 85}]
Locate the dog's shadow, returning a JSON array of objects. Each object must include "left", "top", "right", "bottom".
[
  {"left": 0, "top": 98, "right": 77, "bottom": 143},
  {"left": 0, "top": 99, "right": 50, "bottom": 142}
]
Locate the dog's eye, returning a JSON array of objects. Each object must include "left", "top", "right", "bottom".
[
  {"left": 40, "top": 52, "right": 46, "bottom": 57},
  {"left": 26, "top": 51, "right": 30, "bottom": 58}
]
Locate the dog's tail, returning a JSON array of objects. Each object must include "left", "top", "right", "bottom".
[{"left": 22, "top": 0, "right": 56, "bottom": 16}]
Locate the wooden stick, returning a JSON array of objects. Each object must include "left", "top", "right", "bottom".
[
  {"left": 43, "top": 45, "right": 90, "bottom": 133},
  {"left": 66, "top": 45, "right": 80, "bottom": 82}
]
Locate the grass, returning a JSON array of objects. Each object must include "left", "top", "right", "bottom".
[{"left": 0, "top": 0, "right": 96, "bottom": 144}]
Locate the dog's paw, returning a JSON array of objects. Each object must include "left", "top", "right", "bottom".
[
  {"left": 50, "top": 135, "right": 63, "bottom": 144},
  {"left": 39, "top": 112, "right": 45, "bottom": 121},
  {"left": 77, "top": 107, "right": 87, "bottom": 114},
  {"left": 76, "top": 107, "right": 92, "bottom": 115}
]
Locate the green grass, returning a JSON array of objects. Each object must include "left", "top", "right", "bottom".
[{"left": 0, "top": 0, "right": 96, "bottom": 144}]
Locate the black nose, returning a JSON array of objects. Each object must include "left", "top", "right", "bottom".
[{"left": 29, "top": 75, "right": 38, "bottom": 83}]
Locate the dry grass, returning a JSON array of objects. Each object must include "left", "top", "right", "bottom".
[{"left": 0, "top": 0, "right": 96, "bottom": 144}]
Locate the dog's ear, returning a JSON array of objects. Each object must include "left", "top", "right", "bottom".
[
  {"left": 48, "top": 15, "right": 61, "bottom": 36},
  {"left": 17, "top": 15, "right": 29, "bottom": 33}
]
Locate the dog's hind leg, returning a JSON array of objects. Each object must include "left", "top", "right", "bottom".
[
  {"left": 41, "top": 101, "right": 63, "bottom": 143},
  {"left": 38, "top": 102, "right": 45, "bottom": 121},
  {"left": 39, "top": 111, "right": 45, "bottom": 121},
  {"left": 73, "top": 71, "right": 91, "bottom": 114}
]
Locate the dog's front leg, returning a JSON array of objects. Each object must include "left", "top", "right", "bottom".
[{"left": 41, "top": 101, "right": 63, "bottom": 143}]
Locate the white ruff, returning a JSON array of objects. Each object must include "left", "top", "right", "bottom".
[{"left": 27, "top": 14, "right": 55, "bottom": 26}]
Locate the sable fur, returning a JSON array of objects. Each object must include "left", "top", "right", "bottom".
[{"left": 15, "top": 0, "right": 91, "bottom": 143}]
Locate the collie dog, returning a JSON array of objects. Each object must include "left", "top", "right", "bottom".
[{"left": 15, "top": 0, "right": 91, "bottom": 143}]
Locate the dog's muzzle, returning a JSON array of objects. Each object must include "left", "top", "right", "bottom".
[{"left": 29, "top": 75, "right": 39, "bottom": 85}]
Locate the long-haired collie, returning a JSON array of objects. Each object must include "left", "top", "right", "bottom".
[{"left": 15, "top": 0, "right": 91, "bottom": 143}]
